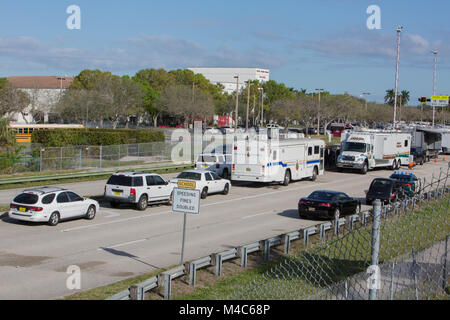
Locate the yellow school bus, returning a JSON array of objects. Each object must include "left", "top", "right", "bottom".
[{"left": 7, "top": 124, "right": 85, "bottom": 143}]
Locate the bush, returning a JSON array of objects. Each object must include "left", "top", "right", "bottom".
[{"left": 32, "top": 128, "right": 165, "bottom": 147}]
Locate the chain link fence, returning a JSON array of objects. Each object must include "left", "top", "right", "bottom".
[
  {"left": 227, "top": 167, "right": 450, "bottom": 300},
  {"left": 38, "top": 141, "right": 193, "bottom": 172}
]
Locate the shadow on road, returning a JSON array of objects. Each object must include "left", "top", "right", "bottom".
[{"left": 99, "top": 247, "right": 161, "bottom": 269}]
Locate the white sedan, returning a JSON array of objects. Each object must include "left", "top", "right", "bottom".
[
  {"left": 170, "top": 170, "right": 231, "bottom": 199},
  {"left": 8, "top": 187, "right": 99, "bottom": 226}
]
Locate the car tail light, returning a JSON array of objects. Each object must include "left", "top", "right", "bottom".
[
  {"left": 262, "top": 165, "right": 265, "bottom": 173},
  {"left": 391, "top": 193, "right": 396, "bottom": 199},
  {"left": 10, "top": 203, "right": 17, "bottom": 209},
  {"left": 194, "top": 163, "right": 197, "bottom": 168},
  {"left": 216, "top": 163, "right": 220, "bottom": 169},
  {"left": 232, "top": 164, "right": 235, "bottom": 171},
  {"left": 299, "top": 200, "right": 307, "bottom": 205},
  {"left": 29, "top": 207, "right": 43, "bottom": 212},
  {"left": 104, "top": 185, "right": 106, "bottom": 194},
  {"left": 130, "top": 188, "right": 136, "bottom": 196},
  {"left": 403, "top": 183, "right": 411, "bottom": 187},
  {"left": 319, "top": 203, "right": 331, "bottom": 207},
  {"left": 234, "top": 146, "right": 238, "bottom": 150}
]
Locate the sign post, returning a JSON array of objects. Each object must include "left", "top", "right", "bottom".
[{"left": 172, "top": 183, "right": 200, "bottom": 266}]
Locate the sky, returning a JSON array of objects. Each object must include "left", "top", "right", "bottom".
[{"left": 0, "top": 0, "right": 449, "bottom": 104}]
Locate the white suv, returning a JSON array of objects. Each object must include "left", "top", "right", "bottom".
[
  {"left": 8, "top": 187, "right": 99, "bottom": 226},
  {"left": 104, "top": 172, "right": 175, "bottom": 210}
]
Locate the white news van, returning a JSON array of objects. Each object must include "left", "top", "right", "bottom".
[
  {"left": 337, "top": 131, "right": 412, "bottom": 174},
  {"left": 231, "top": 137, "right": 325, "bottom": 185}
]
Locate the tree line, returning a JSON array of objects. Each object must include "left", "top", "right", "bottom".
[{"left": 1, "top": 70, "right": 449, "bottom": 129}]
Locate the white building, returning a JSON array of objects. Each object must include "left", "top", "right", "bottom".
[
  {"left": 188, "top": 68, "right": 270, "bottom": 94},
  {"left": 7, "top": 76, "right": 73, "bottom": 124}
]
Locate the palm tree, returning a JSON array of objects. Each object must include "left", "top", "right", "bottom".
[
  {"left": 384, "top": 89, "right": 395, "bottom": 106},
  {"left": 400, "top": 90, "right": 410, "bottom": 106}
]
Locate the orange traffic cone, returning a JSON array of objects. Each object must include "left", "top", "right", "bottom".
[{"left": 435, "top": 157, "right": 438, "bottom": 163}]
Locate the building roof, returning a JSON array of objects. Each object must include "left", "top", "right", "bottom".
[{"left": 7, "top": 76, "right": 73, "bottom": 89}]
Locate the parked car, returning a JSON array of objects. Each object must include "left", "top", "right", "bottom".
[
  {"left": 170, "top": 170, "right": 231, "bottom": 199},
  {"left": 194, "top": 153, "right": 231, "bottom": 178},
  {"left": 298, "top": 190, "right": 360, "bottom": 220},
  {"left": 410, "top": 147, "right": 425, "bottom": 165},
  {"left": 365, "top": 178, "right": 402, "bottom": 205},
  {"left": 8, "top": 187, "right": 99, "bottom": 226},
  {"left": 389, "top": 171, "right": 419, "bottom": 198},
  {"left": 104, "top": 172, "right": 175, "bottom": 210}
]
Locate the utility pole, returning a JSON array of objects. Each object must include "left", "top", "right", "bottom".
[
  {"left": 362, "top": 92, "right": 370, "bottom": 112},
  {"left": 246, "top": 81, "right": 250, "bottom": 131},
  {"left": 432, "top": 50, "right": 438, "bottom": 127},
  {"left": 234, "top": 75, "right": 239, "bottom": 130},
  {"left": 393, "top": 26, "right": 403, "bottom": 129},
  {"left": 259, "top": 87, "right": 264, "bottom": 126},
  {"left": 315, "top": 88, "right": 323, "bottom": 136}
]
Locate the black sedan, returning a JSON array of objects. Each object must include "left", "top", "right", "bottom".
[{"left": 298, "top": 190, "right": 360, "bottom": 220}]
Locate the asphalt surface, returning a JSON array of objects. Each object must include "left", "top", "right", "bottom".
[{"left": 0, "top": 160, "right": 448, "bottom": 299}]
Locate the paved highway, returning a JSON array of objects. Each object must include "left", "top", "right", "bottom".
[{"left": 0, "top": 161, "right": 448, "bottom": 299}]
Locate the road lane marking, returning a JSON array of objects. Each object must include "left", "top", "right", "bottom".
[
  {"left": 241, "top": 210, "right": 275, "bottom": 220},
  {"left": 60, "top": 175, "right": 362, "bottom": 233},
  {"left": 98, "top": 239, "right": 147, "bottom": 250}
]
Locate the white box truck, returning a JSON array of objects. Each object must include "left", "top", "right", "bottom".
[
  {"left": 337, "top": 131, "right": 412, "bottom": 174},
  {"left": 231, "top": 137, "right": 325, "bottom": 185}
]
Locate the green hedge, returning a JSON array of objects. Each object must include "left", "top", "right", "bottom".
[{"left": 32, "top": 128, "right": 165, "bottom": 147}]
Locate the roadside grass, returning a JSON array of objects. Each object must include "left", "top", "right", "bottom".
[
  {"left": 62, "top": 266, "right": 177, "bottom": 300},
  {"left": 0, "top": 165, "right": 193, "bottom": 192}
]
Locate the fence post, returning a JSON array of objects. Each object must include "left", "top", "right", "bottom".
[
  {"left": 412, "top": 249, "right": 419, "bottom": 300},
  {"left": 390, "top": 261, "right": 395, "bottom": 300},
  {"left": 60, "top": 147, "right": 63, "bottom": 171},
  {"left": 369, "top": 199, "right": 381, "bottom": 300},
  {"left": 443, "top": 235, "right": 449, "bottom": 291},
  {"left": 100, "top": 145, "right": 103, "bottom": 168},
  {"left": 39, "top": 147, "right": 42, "bottom": 172},
  {"left": 79, "top": 147, "right": 82, "bottom": 169}
]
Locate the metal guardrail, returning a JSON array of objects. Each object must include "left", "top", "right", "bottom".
[
  {"left": 106, "top": 192, "right": 449, "bottom": 300},
  {"left": 186, "top": 256, "right": 212, "bottom": 286},
  {"left": 0, "top": 163, "right": 193, "bottom": 186}
]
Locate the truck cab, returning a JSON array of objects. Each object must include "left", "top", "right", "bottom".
[{"left": 337, "top": 134, "right": 372, "bottom": 174}]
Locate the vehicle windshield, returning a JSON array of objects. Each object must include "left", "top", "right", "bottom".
[
  {"left": 107, "top": 175, "right": 142, "bottom": 187},
  {"left": 370, "top": 180, "right": 393, "bottom": 192},
  {"left": 13, "top": 193, "right": 39, "bottom": 204},
  {"left": 308, "top": 191, "right": 336, "bottom": 201},
  {"left": 342, "top": 142, "right": 366, "bottom": 153},
  {"left": 177, "top": 172, "right": 202, "bottom": 181}
]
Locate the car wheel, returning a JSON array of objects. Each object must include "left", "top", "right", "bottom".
[
  {"left": 48, "top": 212, "right": 60, "bottom": 226},
  {"left": 201, "top": 187, "right": 208, "bottom": 199},
  {"left": 136, "top": 195, "right": 148, "bottom": 211},
  {"left": 361, "top": 162, "right": 368, "bottom": 175},
  {"left": 167, "top": 192, "right": 173, "bottom": 206},
  {"left": 85, "top": 205, "right": 96, "bottom": 220},
  {"left": 110, "top": 201, "right": 120, "bottom": 208},
  {"left": 222, "top": 183, "right": 230, "bottom": 195},
  {"left": 420, "top": 159, "right": 424, "bottom": 166},
  {"left": 282, "top": 170, "right": 291, "bottom": 186},
  {"left": 396, "top": 160, "right": 401, "bottom": 169},
  {"left": 311, "top": 167, "right": 318, "bottom": 181},
  {"left": 391, "top": 160, "right": 397, "bottom": 170}
]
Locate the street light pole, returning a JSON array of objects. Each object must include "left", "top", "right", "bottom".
[
  {"left": 234, "top": 76, "right": 239, "bottom": 130},
  {"left": 315, "top": 88, "right": 323, "bottom": 136},
  {"left": 393, "top": 26, "right": 403, "bottom": 129},
  {"left": 362, "top": 92, "right": 370, "bottom": 112},
  {"left": 432, "top": 50, "right": 438, "bottom": 127}
]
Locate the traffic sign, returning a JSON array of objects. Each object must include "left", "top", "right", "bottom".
[
  {"left": 430, "top": 95, "right": 449, "bottom": 107},
  {"left": 172, "top": 188, "right": 200, "bottom": 214}
]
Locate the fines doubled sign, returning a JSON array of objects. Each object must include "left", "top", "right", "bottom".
[{"left": 172, "top": 188, "right": 200, "bottom": 214}]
